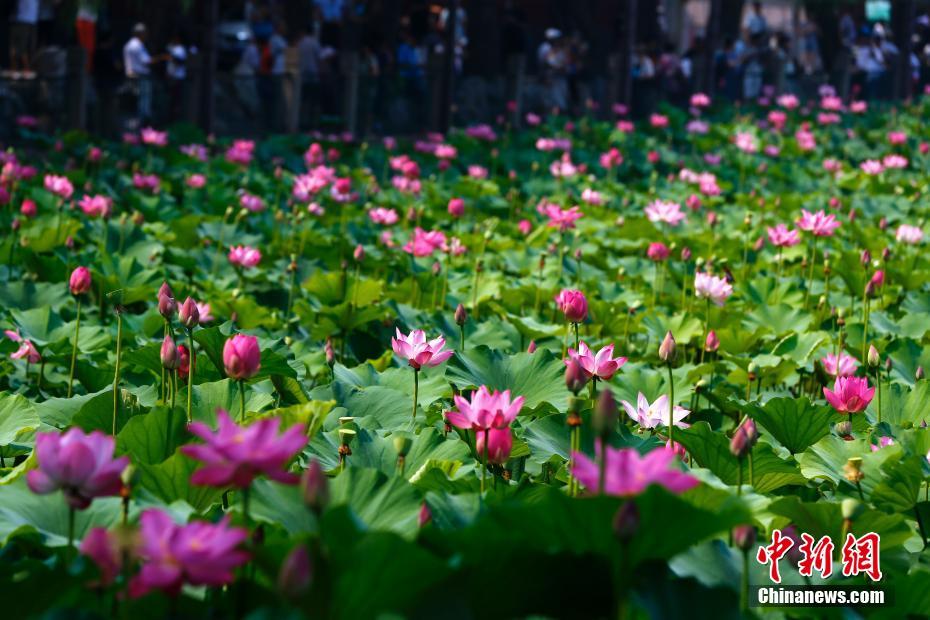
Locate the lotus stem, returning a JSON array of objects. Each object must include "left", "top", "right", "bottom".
[
  {"left": 186, "top": 327, "right": 196, "bottom": 423},
  {"left": 111, "top": 309, "right": 123, "bottom": 435},
  {"left": 412, "top": 368, "right": 419, "bottom": 421},
  {"left": 67, "top": 298, "right": 82, "bottom": 398}
]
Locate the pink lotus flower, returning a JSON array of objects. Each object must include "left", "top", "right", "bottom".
[
  {"left": 80, "top": 528, "right": 125, "bottom": 586},
  {"left": 883, "top": 154, "right": 908, "bottom": 169},
  {"left": 649, "top": 113, "right": 669, "bottom": 129},
  {"left": 647, "top": 242, "right": 670, "bottom": 261},
  {"left": 870, "top": 436, "right": 894, "bottom": 452},
  {"left": 476, "top": 427, "right": 513, "bottom": 464},
  {"left": 797, "top": 209, "right": 840, "bottom": 237},
  {"left": 565, "top": 341, "right": 626, "bottom": 381},
  {"left": 468, "top": 165, "right": 489, "bottom": 179},
  {"left": 571, "top": 445, "right": 698, "bottom": 496},
  {"left": 222, "top": 334, "right": 261, "bottom": 381},
  {"left": 860, "top": 160, "right": 884, "bottom": 176},
  {"left": 140, "top": 127, "right": 168, "bottom": 146},
  {"left": 186, "top": 173, "right": 206, "bottom": 189},
  {"left": 777, "top": 94, "right": 799, "bottom": 109},
  {"left": 645, "top": 200, "right": 686, "bottom": 226},
  {"left": 555, "top": 289, "right": 588, "bottom": 323},
  {"left": 600, "top": 147, "right": 623, "bottom": 169},
  {"left": 195, "top": 301, "right": 214, "bottom": 324},
  {"left": 580, "top": 188, "right": 605, "bottom": 206},
  {"left": 391, "top": 329, "right": 453, "bottom": 370},
  {"left": 447, "top": 197, "right": 465, "bottom": 217},
  {"left": 896, "top": 224, "right": 923, "bottom": 244},
  {"left": 616, "top": 120, "right": 634, "bottom": 133},
  {"left": 734, "top": 132, "right": 758, "bottom": 153},
  {"left": 369, "top": 207, "right": 399, "bottom": 225},
  {"left": 403, "top": 227, "right": 446, "bottom": 257},
  {"left": 823, "top": 158, "right": 842, "bottom": 173},
  {"left": 767, "top": 224, "right": 801, "bottom": 247},
  {"left": 181, "top": 410, "right": 305, "bottom": 487},
  {"left": 225, "top": 139, "right": 255, "bottom": 165},
  {"left": 228, "top": 245, "right": 261, "bottom": 269},
  {"left": 132, "top": 173, "right": 160, "bottom": 193},
  {"left": 525, "top": 112, "right": 542, "bottom": 126},
  {"left": 694, "top": 272, "right": 733, "bottom": 306},
  {"left": 690, "top": 92, "right": 711, "bottom": 108},
  {"left": 129, "top": 509, "right": 249, "bottom": 598},
  {"left": 78, "top": 194, "right": 112, "bottom": 218},
  {"left": 823, "top": 376, "right": 875, "bottom": 413},
  {"left": 621, "top": 393, "right": 690, "bottom": 429},
  {"left": 686, "top": 119, "right": 709, "bottom": 134},
  {"left": 44, "top": 174, "right": 74, "bottom": 200},
  {"left": 70, "top": 266, "right": 92, "bottom": 295},
  {"left": 6, "top": 329, "right": 41, "bottom": 363},
  {"left": 887, "top": 131, "right": 907, "bottom": 145},
  {"left": 180, "top": 143, "right": 208, "bottom": 161},
  {"left": 821, "top": 352, "right": 858, "bottom": 377},
  {"left": 239, "top": 191, "right": 265, "bottom": 212},
  {"left": 446, "top": 386, "right": 525, "bottom": 430},
  {"left": 26, "top": 428, "right": 129, "bottom": 509},
  {"left": 549, "top": 155, "right": 577, "bottom": 178},
  {"left": 20, "top": 199, "right": 37, "bottom": 218},
  {"left": 518, "top": 219, "right": 532, "bottom": 235},
  {"left": 795, "top": 129, "right": 816, "bottom": 151},
  {"left": 538, "top": 202, "right": 583, "bottom": 231}
]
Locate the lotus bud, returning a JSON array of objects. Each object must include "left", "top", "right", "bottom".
[
  {"left": 527, "top": 340, "right": 537, "bottom": 353},
  {"left": 593, "top": 389, "right": 618, "bottom": 437},
  {"left": 353, "top": 244, "right": 365, "bottom": 262},
  {"left": 277, "top": 546, "right": 312, "bottom": 599},
  {"left": 160, "top": 334, "right": 180, "bottom": 370},
  {"left": 878, "top": 217, "right": 888, "bottom": 230},
  {"left": 158, "top": 293, "right": 177, "bottom": 319},
  {"left": 565, "top": 358, "right": 589, "bottom": 394},
  {"left": 178, "top": 297, "right": 200, "bottom": 328},
  {"left": 301, "top": 460, "right": 329, "bottom": 512},
  {"left": 393, "top": 435, "right": 412, "bottom": 458},
  {"left": 882, "top": 247, "right": 891, "bottom": 261},
  {"left": 920, "top": 367, "right": 926, "bottom": 381},
  {"left": 841, "top": 498, "right": 864, "bottom": 521},
  {"left": 454, "top": 303, "right": 467, "bottom": 326},
  {"left": 730, "top": 418, "right": 758, "bottom": 458},
  {"left": 835, "top": 420, "right": 852, "bottom": 436},
  {"left": 69, "top": 266, "right": 92, "bottom": 296},
  {"left": 612, "top": 502, "right": 639, "bottom": 543},
  {"left": 732, "top": 525, "right": 757, "bottom": 551},
  {"left": 843, "top": 457, "right": 864, "bottom": 483},
  {"left": 860, "top": 249, "right": 871, "bottom": 265},
  {"left": 417, "top": 502, "right": 432, "bottom": 528},
  {"left": 325, "top": 338, "right": 335, "bottom": 366},
  {"left": 705, "top": 330, "right": 720, "bottom": 353},
  {"left": 867, "top": 345, "right": 880, "bottom": 368},
  {"left": 747, "top": 362, "right": 758, "bottom": 381},
  {"left": 658, "top": 331, "right": 676, "bottom": 363},
  {"left": 681, "top": 247, "right": 692, "bottom": 261}
]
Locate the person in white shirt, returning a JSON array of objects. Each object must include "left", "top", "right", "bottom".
[
  {"left": 123, "top": 23, "right": 165, "bottom": 123},
  {"left": 9, "top": 0, "right": 40, "bottom": 71}
]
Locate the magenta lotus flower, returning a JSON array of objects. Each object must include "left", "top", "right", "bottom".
[
  {"left": 555, "top": 289, "right": 588, "bottom": 323},
  {"left": 883, "top": 154, "right": 908, "bottom": 169},
  {"left": 186, "top": 173, "right": 206, "bottom": 188},
  {"left": 368, "top": 207, "right": 399, "bottom": 225},
  {"left": 78, "top": 194, "right": 112, "bottom": 218},
  {"left": 6, "top": 329, "right": 40, "bottom": 363},
  {"left": 69, "top": 266, "right": 92, "bottom": 295},
  {"left": 140, "top": 127, "right": 168, "bottom": 146},
  {"left": 767, "top": 224, "right": 800, "bottom": 247},
  {"left": 391, "top": 328, "right": 453, "bottom": 370},
  {"left": 690, "top": 92, "right": 711, "bottom": 107},
  {"left": 860, "top": 160, "right": 884, "bottom": 175},
  {"left": 896, "top": 224, "right": 923, "bottom": 245},
  {"left": 647, "top": 241, "right": 670, "bottom": 261},
  {"left": 600, "top": 147, "right": 622, "bottom": 169},
  {"left": 475, "top": 427, "right": 513, "bottom": 464},
  {"left": 621, "top": 393, "right": 690, "bottom": 429},
  {"left": 821, "top": 352, "right": 858, "bottom": 377},
  {"left": 181, "top": 409, "right": 306, "bottom": 487},
  {"left": 222, "top": 334, "right": 261, "bottom": 381},
  {"left": 131, "top": 173, "right": 160, "bottom": 193},
  {"left": 228, "top": 245, "right": 261, "bottom": 269},
  {"left": 403, "top": 228, "right": 446, "bottom": 257},
  {"left": 80, "top": 527, "right": 124, "bottom": 586},
  {"left": 823, "top": 376, "right": 875, "bottom": 413},
  {"left": 571, "top": 445, "right": 698, "bottom": 497},
  {"left": 645, "top": 200, "right": 686, "bottom": 226},
  {"left": 565, "top": 341, "right": 626, "bottom": 381},
  {"left": 447, "top": 386, "right": 525, "bottom": 430},
  {"left": 129, "top": 509, "right": 249, "bottom": 598},
  {"left": 195, "top": 301, "right": 214, "bottom": 324},
  {"left": 225, "top": 139, "right": 255, "bottom": 166},
  {"left": 694, "top": 272, "right": 733, "bottom": 306},
  {"left": 239, "top": 191, "right": 265, "bottom": 213},
  {"left": 538, "top": 202, "right": 583, "bottom": 232},
  {"left": 447, "top": 198, "right": 465, "bottom": 217},
  {"left": 26, "top": 428, "right": 129, "bottom": 509},
  {"left": 43, "top": 174, "right": 74, "bottom": 200},
  {"left": 797, "top": 209, "right": 840, "bottom": 237},
  {"left": 870, "top": 436, "right": 894, "bottom": 452}
]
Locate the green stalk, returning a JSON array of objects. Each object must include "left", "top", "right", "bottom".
[
  {"left": 804, "top": 237, "right": 818, "bottom": 308},
  {"left": 67, "top": 298, "right": 82, "bottom": 398},
  {"left": 412, "top": 369, "right": 419, "bottom": 421},
  {"left": 186, "top": 327, "right": 196, "bottom": 423},
  {"left": 111, "top": 310, "right": 123, "bottom": 435},
  {"left": 667, "top": 363, "right": 675, "bottom": 446},
  {"left": 239, "top": 380, "right": 246, "bottom": 421},
  {"left": 481, "top": 428, "right": 489, "bottom": 495}
]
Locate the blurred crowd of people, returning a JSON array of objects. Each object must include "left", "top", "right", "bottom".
[{"left": 8, "top": 0, "right": 930, "bottom": 134}]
